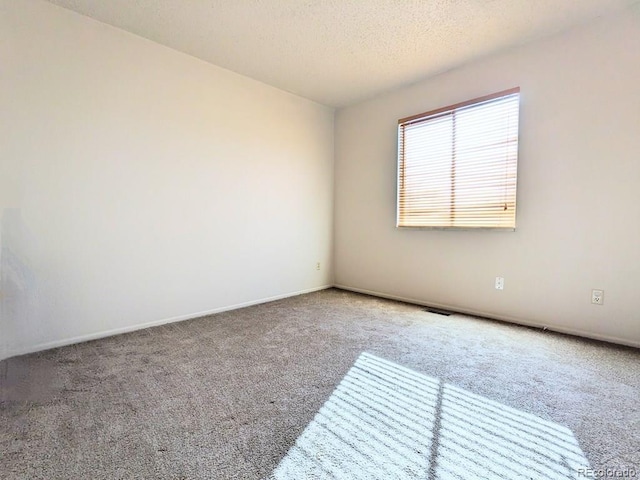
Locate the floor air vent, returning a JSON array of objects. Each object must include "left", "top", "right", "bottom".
[{"left": 424, "top": 307, "right": 452, "bottom": 316}]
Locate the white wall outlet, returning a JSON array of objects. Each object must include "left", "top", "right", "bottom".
[
  {"left": 591, "top": 289, "right": 604, "bottom": 305},
  {"left": 495, "top": 277, "right": 504, "bottom": 290},
  {"left": 316, "top": 262, "right": 321, "bottom": 271}
]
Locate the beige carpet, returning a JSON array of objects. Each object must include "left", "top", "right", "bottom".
[{"left": 1, "top": 288, "right": 638, "bottom": 479}]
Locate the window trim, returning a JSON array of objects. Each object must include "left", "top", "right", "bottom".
[
  {"left": 398, "top": 87, "right": 520, "bottom": 126},
  {"left": 397, "top": 87, "right": 520, "bottom": 231}
]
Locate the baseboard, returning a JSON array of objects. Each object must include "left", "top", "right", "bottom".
[
  {"left": 2, "top": 284, "right": 332, "bottom": 361},
  {"left": 334, "top": 284, "right": 640, "bottom": 349},
  {"left": 4, "top": 282, "right": 636, "bottom": 361}
]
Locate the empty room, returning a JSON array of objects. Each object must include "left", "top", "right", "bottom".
[{"left": 1, "top": 1, "right": 639, "bottom": 479}]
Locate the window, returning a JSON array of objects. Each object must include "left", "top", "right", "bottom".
[{"left": 397, "top": 87, "right": 520, "bottom": 229}]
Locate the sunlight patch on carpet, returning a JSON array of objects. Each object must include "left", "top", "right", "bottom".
[{"left": 268, "top": 352, "right": 590, "bottom": 479}]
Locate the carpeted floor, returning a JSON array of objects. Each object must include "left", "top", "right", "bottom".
[{"left": 0, "top": 288, "right": 638, "bottom": 479}]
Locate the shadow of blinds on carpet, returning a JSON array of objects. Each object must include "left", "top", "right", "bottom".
[{"left": 268, "top": 352, "right": 590, "bottom": 480}]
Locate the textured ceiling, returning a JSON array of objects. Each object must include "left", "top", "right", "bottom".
[{"left": 45, "top": 0, "right": 636, "bottom": 107}]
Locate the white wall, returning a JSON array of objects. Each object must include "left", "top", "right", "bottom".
[
  {"left": 0, "top": 0, "right": 334, "bottom": 360},
  {"left": 335, "top": 9, "right": 640, "bottom": 347}
]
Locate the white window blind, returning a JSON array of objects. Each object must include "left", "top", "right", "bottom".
[{"left": 397, "top": 88, "right": 520, "bottom": 229}]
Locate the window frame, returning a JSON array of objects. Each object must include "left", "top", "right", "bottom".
[{"left": 397, "top": 87, "right": 521, "bottom": 231}]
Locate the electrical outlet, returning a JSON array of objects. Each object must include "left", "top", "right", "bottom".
[
  {"left": 316, "top": 262, "right": 321, "bottom": 271},
  {"left": 591, "top": 289, "right": 604, "bottom": 305},
  {"left": 495, "top": 277, "right": 504, "bottom": 290}
]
